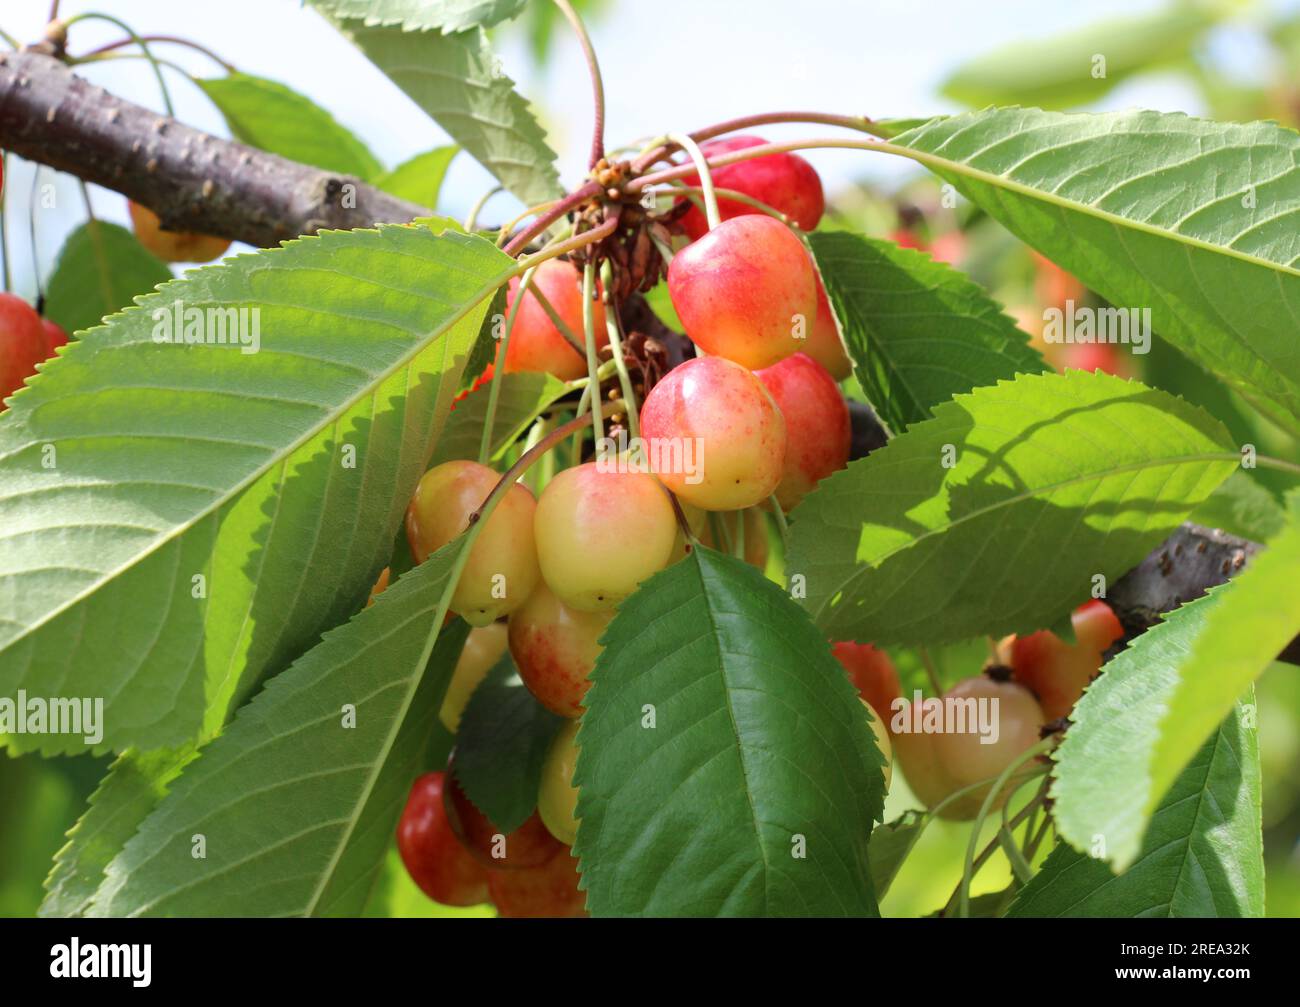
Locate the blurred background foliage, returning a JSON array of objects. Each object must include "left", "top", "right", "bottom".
[{"left": 1, "top": 0, "right": 1297, "bottom": 917}]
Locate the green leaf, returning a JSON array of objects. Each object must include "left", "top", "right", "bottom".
[
  {"left": 1011, "top": 701, "right": 1263, "bottom": 916},
  {"left": 38, "top": 746, "right": 195, "bottom": 917},
  {"left": 43, "top": 221, "right": 172, "bottom": 337},
  {"left": 324, "top": 19, "right": 561, "bottom": 205},
  {"left": 868, "top": 811, "right": 925, "bottom": 901},
  {"left": 809, "top": 230, "right": 1045, "bottom": 434},
  {"left": 941, "top": 4, "right": 1224, "bottom": 110},
  {"left": 789, "top": 370, "right": 1235, "bottom": 644},
  {"left": 890, "top": 109, "right": 1300, "bottom": 430},
  {"left": 198, "top": 74, "right": 383, "bottom": 179},
  {"left": 1189, "top": 472, "right": 1287, "bottom": 542},
  {"left": 574, "top": 547, "right": 884, "bottom": 917},
  {"left": 88, "top": 547, "right": 470, "bottom": 917},
  {"left": 432, "top": 369, "right": 568, "bottom": 465},
  {"left": 0, "top": 223, "right": 513, "bottom": 755},
  {"left": 453, "top": 655, "right": 564, "bottom": 833},
  {"left": 375, "top": 147, "right": 458, "bottom": 208},
  {"left": 1052, "top": 517, "right": 1300, "bottom": 870},
  {"left": 309, "top": 0, "right": 527, "bottom": 33}
]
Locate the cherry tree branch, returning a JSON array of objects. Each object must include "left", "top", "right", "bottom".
[{"left": 0, "top": 49, "right": 429, "bottom": 247}]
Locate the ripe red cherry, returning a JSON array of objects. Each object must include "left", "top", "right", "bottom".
[
  {"left": 533, "top": 462, "right": 677, "bottom": 611},
  {"left": 405, "top": 460, "right": 540, "bottom": 625},
  {"left": 509, "top": 582, "right": 612, "bottom": 718},
  {"left": 442, "top": 768, "right": 560, "bottom": 870},
  {"left": 396, "top": 772, "right": 490, "bottom": 907},
  {"left": 128, "top": 200, "right": 231, "bottom": 263},
  {"left": 676, "top": 135, "right": 824, "bottom": 242},
  {"left": 1010, "top": 600, "right": 1123, "bottom": 720},
  {"left": 667, "top": 215, "right": 818, "bottom": 370},
  {"left": 756, "top": 352, "right": 850, "bottom": 510},
  {"left": 804, "top": 277, "right": 852, "bottom": 380},
  {"left": 487, "top": 845, "right": 587, "bottom": 918},
  {"left": 832, "top": 641, "right": 901, "bottom": 726},
  {"left": 0, "top": 293, "right": 48, "bottom": 405},
  {"left": 639, "top": 355, "right": 787, "bottom": 511},
  {"left": 502, "top": 259, "right": 607, "bottom": 380},
  {"left": 40, "top": 318, "right": 69, "bottom": 355}
]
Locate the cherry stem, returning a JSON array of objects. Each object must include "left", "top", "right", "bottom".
[
  {"left": 73, "top": 33, "right": 236, "bottom": 73},
  {"left": 666, "top": 132, "right": 720, "bottom": 230},
  {"left": 598, "top": 259, "right": 640, "bottom": 441},
  {"left": 470, "top": 399, "right": 627, "bottom": 526},
  {"left": 502, "top": 183, "right": 600, "bottom": 258},
  {"left": 63, "top": 13, "right": 175, "bottom": 116},
  {"left": 632, "top": 111, "right": 882, "bottom": 171},
  {"left": 511, "top": 213, "right": 615, "bottom": 273},
  {"left": 478, "top": 265, "right": 538, "bottom": 465},
  {"left": 463, "top": 185, "right": 504, "bottom": 232},
  {"left": 956, "top": 736, "right": 1058, "bottom": 918},
  {"left": 767, "top": 495, "right": 789, "bottom": 547},
  {"left": 497, "top": 197, "right": 564, "bottom": 247},
  {"left": 528, "top": 282, "right": 587, "bottom": 358},
  {"left": 918, "top": 646, "right": 943, "bottom": 696},
  {"left": 581, "top": 260, "right": 605, "bottom": 444},
  {"left": 552, "top": 0, "right": 605, "bottom": 169},
  {"left": 940, "top": 786, "right": 1046, "bottom": 918},
  {"left": 667, "top": 491, "right": 696, "bottom": 543},
  {"left": 0, "top": 153, "right": 11, "bottom": 291},
  {"left": 669, "top": 184, "right": 794, "bottom": 227}
]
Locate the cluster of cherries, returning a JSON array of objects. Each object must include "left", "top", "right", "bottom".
[{"left": 394, "top": 137, "right": 876, "bottom": 915}]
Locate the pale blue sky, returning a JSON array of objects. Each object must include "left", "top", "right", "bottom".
[{"left": 3, "top": 0, "right": 1296, "bottom": 291}]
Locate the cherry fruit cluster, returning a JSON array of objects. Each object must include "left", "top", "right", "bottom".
[{"left": 392, "top": 139, "right": 872, "bottom": 914}]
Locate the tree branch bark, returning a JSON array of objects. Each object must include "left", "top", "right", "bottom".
[{"left": 0, "top": 48, "right": 429, "bottom": 247}]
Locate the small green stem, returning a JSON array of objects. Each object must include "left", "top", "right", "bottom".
[
  {"left": 27, "top": 165, "right": 46, "bottom": 300},
  {"left": 666, "top": 132, "right": 721, "bottom": 230},
  {"left": 0, "top": 153, "right": 11, "bottom": 292},
  {"left": 598, "top": 260, "right": 640, "bottom": 441},
  {"left": 581, "top": 261, "right": 605, "bottom": 445},
  {"left": 73, "top": 33, "right": 236, "bottom": 72},
  {"left": 767, "top": 495, "right": 789, "bottom": 547},
  {"left": 528, "top": 283, "right": 586, "bottom": 358},
  {"left": 463, "top": 185, "right": 504, "bottom": 232},
  {"left": 478, "top": 266, "right": 538, "bottom": 465},
  {"left": 473, "top": 399, "right": 626, "bottom": 525},
  {"left": 0, "top": 27, "right": 20, "bottom": 49},
  {"left": 667, "top": 184, "right": 794, "bottom": 227},
  {"left": 918, "top": 646, "right": 942, "bottom": 696},
  {"left": 956, "top": 737, "right": 1057, "bottom": 918},
  {"left": 512, "top": 216, "right": 616, "bottom": 275},
  {"left": 64, "top": 13, "right": 175, "bottom": 116}
]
